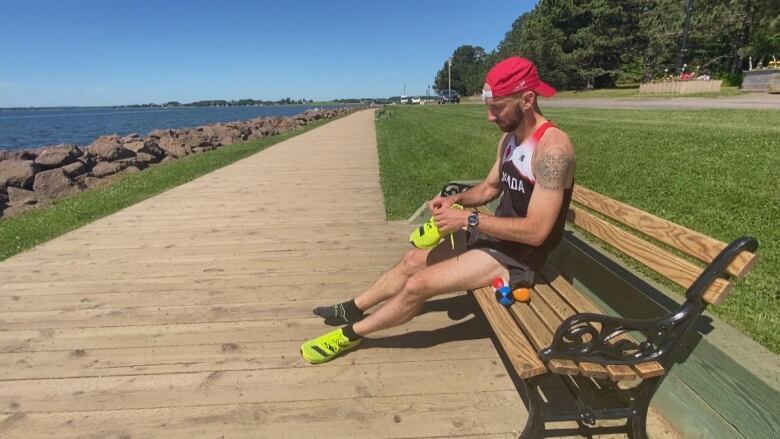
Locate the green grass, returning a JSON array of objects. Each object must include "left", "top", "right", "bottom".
[
  {"left": 375, "top": 104, "right": 780, "bottom": 353},
  {"left": 0, "top": 117, "right": 337, "bottom": 261}
]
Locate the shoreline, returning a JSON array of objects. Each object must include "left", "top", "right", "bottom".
[
  {"left": 0, "top": 105, "right": 366, "bottom": 218},
  {"left": 0, "top": 103, "right": 342, "bottom": 111},
  {"left": 0, "top": 104, "right": 351, "bottom": 151}
]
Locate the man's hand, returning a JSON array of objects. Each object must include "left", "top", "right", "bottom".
[
  {"left": 426, "top": 195, "right": 456, "bottom": 212},
  {"left": 432, "top": 205, "right": 470, "bottom": 235}
]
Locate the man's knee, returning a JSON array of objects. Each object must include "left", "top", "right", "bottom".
[
  {"left": 399, "top": 248, "right": 427, "bottom": 276},
  {"left": 399, "top": 272, "right": 433, "bottom": 303}
]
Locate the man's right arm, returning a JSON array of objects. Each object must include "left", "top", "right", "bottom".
[{"left": 428, "top": 134, "right": 505, "bottom": 210}]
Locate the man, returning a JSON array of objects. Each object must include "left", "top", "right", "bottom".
[{"left": 301, "top": 57, "right": 576, "bottom": 364}]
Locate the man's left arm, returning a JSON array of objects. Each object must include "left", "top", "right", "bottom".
[{"left": 444, "top": 132, "right": 574, "bottom": 246}]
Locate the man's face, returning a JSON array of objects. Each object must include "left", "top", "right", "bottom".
[{"left": 483, "top": 86, "right": 524, "bottom": 132}]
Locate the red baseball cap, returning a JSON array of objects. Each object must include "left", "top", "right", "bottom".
[{"left": 483, "top": 57, "right": 556, "bottom": 99}]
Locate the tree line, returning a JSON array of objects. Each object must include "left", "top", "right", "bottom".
[{"left": 434, "top": 0, "right": 779, "bottom": 93}]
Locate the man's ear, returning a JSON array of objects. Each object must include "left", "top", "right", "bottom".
[{"left": 522, "top": 91, "right": 536, "bottom": 110}]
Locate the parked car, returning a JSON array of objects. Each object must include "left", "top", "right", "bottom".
[
  {"left": 438, "top": 89, "right": 460, "bottom": 103},
  {"left": 410, "top": 97, "right": 421, "bottom": 104}
]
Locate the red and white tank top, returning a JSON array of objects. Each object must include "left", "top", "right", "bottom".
[{"left": 493, "top": 121, "right": 574, "bottom": 269}]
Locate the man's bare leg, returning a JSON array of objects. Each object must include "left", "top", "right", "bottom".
[
  {"left": 312, "top": 247, "right": 431, "bottom": 325},
  {"left": 353, "top": 249, "right": 508, "bottom": 336},
  {"left": 301, "top": 249, "right": 508, "bottom": 364},
  {"left": 354, "top": 248, "right": 430, "bottom": 310}
]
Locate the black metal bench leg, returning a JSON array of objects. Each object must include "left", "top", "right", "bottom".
[
  {"left": 628, "top": 413, "right": 648, "bottom": 439},
  {"left": 518, "top": 378, "right": 544, "bottom": 439},
  {"left": 627, "top": 377, "right": 661, "bottom": 439}
]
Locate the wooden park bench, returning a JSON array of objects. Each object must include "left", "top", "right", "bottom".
[{"left": 438, "top": 182, "right": 759, "bottom": 439}]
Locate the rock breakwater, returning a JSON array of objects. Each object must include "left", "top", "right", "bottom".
[{"left": 0, "top": 107, "right": 355, "bottom": 219}]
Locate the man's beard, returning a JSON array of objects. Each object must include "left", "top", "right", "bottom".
[{"left": 496, "top": 117, "right": 523, "bottom": 133}]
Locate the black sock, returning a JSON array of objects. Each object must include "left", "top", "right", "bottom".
[
  {"left": 342, "top": 324, "right": 361, "bottom": 341},
  {"left": 313, "top": 299, "right": 364, "bottom": 326},
  {"left": 342, "top": 299, "right": 363, "bottom": 317}
]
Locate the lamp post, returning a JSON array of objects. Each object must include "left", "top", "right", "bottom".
[
  {"left": 677, "top": 0, "right": 694, "bottom": 72},
  {"left": 448, "top": 57, "right": 452, "bottom": 98}
]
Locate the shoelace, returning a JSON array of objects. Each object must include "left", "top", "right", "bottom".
[{"left": 322, "top": 337, "right": 341, "bottom": 353}]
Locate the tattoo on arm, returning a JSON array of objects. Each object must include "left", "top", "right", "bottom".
[{"left": 535, "top": 150, "right": 569, "bottom": 191}]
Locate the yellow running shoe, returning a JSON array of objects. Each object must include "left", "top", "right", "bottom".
[
  {"left": 300, "top": 328, "right": 362, "bottom": 364},
  {"left": 409, "top": 204, "right": 463, "bottom": 249}
]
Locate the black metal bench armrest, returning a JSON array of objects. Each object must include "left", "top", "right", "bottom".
[
  {"left": 440, "top": 181, "right": 479, "bottom": 197},
  {"left": 539, "top": 310, "right": 693, "bottom": 366},
  {"left": 540, "top": 237, "right": 760, "bottom": 367}
]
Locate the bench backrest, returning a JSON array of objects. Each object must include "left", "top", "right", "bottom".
[{"left": 568, "top": 185, "right": 758, "bottom": 305}]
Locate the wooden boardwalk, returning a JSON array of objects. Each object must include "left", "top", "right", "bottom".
[{"left": 0, "top": 110, "right": 678, "bottom": 438}]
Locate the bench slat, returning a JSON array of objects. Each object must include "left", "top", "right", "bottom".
[
  {"left": 540, "top": 265, "right": 604, "bottom": 314},
  {"left": 633, "top": 362, "right": 666, "bottom": 378},
  {"left": 548, "top": 359, "right": 580, "bottom": 375},
  {"left": 573, "top": 185, "right": 757, "bottom": 278},
  {"left": 532, "top": 281, "right": 576, "bottom": 324},
  {"left": 509, "top": 300, "right": 554, "bottom": 351},
  {"left": 472, "top": 287, "right": 547, "bottom": 379},
  {"left": 528, "top": 286, "right": 567, "bottom": 335},
  {"left": 606, "top": 365, "right": 638, "bottom": 381},
  {"left": 568, "top": 206, "right": 732, "bottom": 305},
  {"left": 578, "top": 362, "right": 609, "bottom": 378}
]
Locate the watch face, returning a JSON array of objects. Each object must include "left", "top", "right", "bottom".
[{"left": 468, "top": 213, "right": 479, "bottom": 226}]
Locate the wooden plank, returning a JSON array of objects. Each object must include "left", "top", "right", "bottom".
[
  {"left": 0, "top": 311, "right": 469, "bottom": 354},
  {"left": 507, "top": 300, "right": 554, "bottom": 351},
  {"left": 527, "top": 285, "right": 566, "bottom": 333},
  {"left": 548, "top": 359, "right": 580, "bottom": 375},
  {"left": 633, "top": 362, "right": 666, "bottom": 379},
  {"left": 532, "top": 281, "right": 577, "bottom": 322},
  {"left": 606, "top": 364, "right": 638, "bottom": 381},
  {"left": 0, "top": 359, "right": 514, "bottom": 414},
  {"left": 0, "top": 300, "right": 354, "bottom": 331},
  {"left": 472, "top": 287, "right": 547, "bottom": 379},
  {"left": 578, "top": 362, "right": 609, "bottom": 379},
  {"left": 0, "top": 391, "right": 527, "bottom": 439},
  {"left": 572, "top": 185, "right": 757, "bottom": 278},
  {"left": 0, "top": 336, "right": 499, "bottom": 381},
  {"left": 568, "top": 206, "right": 733, "bottom": 305},
  {"left": 539, "top": 265, "right": 604, "bottom": 314}
]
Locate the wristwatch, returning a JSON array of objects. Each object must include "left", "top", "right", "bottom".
[{"left": 467, "top": 211, "right": 480, "bottom": 233}]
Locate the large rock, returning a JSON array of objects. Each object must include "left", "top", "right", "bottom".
[
  {"left": 134, "top": 152, "right": 161, "bottom": 165},
  {"left": 87, "top": 135, "right": 135, "bottom": 161},
  {"left": 149, "top": 129, "right": 175, "bottom": 139},
  {"left": 120, "top": 133, "right": 141, "bottom": 143},
  {"left": 76, "top": 175, "right": 110, "bottom": 190},
  {"left": 92, "top": 161, "right": 129, "bottom": 178},
  {"left": 0, "top": 149, "right": 39, "bottom": 162},
  {"left": 120, "top": 166, "right": 141, "bottom": 175},
  {"left": 7, "top": 186, "right": 48, "bottom": 206},
  {"left": 272, "top": 118, "right": 296, "bottom": 135},
  {"left": 179, "top": 130, "right": 213, "bottom": 149},
  {"left": 0, "top": 192, "right": 8, "bottom": 216},
  {"left": 209, "top": 124, "right": 241, "bottom": 146},
  {"left": 34, "top": 144, "right": 81, "bottom": 168},
  {"left": 33, "top": 168, "right": 81, "bottom": 199},
  {"left": 115, "top": 156, "right": 148, "bottom": 170},
  {"left": 157, "top": 136, "right": 190, "bottom": 158},
  {"left": 124, "top": 138, "right": 165, "bottom": 158},
  {"left": 61, "top": 160, "right": 89, "bottom": 178},
  {"left": 191, "top": 146, "right": 216, "bottom": 154},
  {"left": 0, "top": 160, "right": 37, "bottom": 189}
]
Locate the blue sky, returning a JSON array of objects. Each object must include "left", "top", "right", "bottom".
[{"left": 0, "top": 0, "right": 534, "bottom": 107}]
